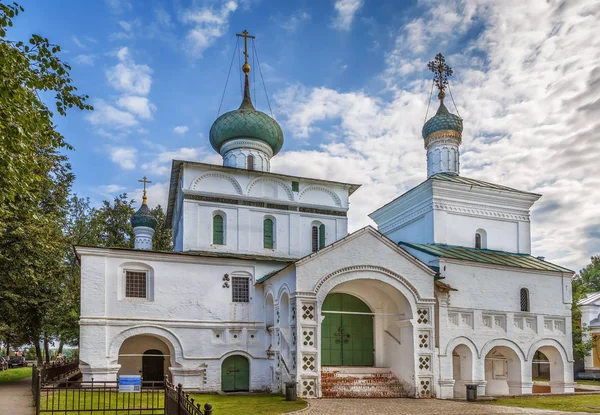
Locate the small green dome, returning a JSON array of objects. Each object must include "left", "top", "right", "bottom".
[
  {"left": 209, "top": 92, "right": 284, "bottom": 155},
  {"left": 422, "top": 102, "right": 463, "bottom": 138},
  {"left": 131, "top": 203, "right": 157, "bottom": 230}
]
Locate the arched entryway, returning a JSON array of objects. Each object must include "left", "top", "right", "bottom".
[
  {"left": 531, "top": 346, "right": 566, "bottom": 393},
  {"left": 484, "top": 346, "right": 522, "bottom": 396},
  {"left": 321, "top": 293, "right": 374, "bottom": 366},
  {"left": 452, "top": 344, "right": 473, "bottom": 398},
  {"left": 117, "top": 335, "right": 172, "bottom": 383},
  {"left": 221, "top": 355, "right": 250, "bottom": 392},
  {"left": 142, "top": 350, "right": 165, "bottom": 383}
]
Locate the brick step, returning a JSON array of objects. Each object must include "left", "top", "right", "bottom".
[{"left": 321, "top": 368, "right": 410, "bottom": 398}]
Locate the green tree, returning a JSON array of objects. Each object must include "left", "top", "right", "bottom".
[
  {"left": 94, "top": 194, "right": 136, "bottom": 248},
  {"left": 150, "top": 205, "right": 172, "bottom": 251},
  {"left": 0, "top": 3, "right": 90, "bottom": 363},
  {"left": 571, "top": 256, "right": 600, "bottom": 362},
  {"left": 0, "top": 3, "right": 91, "bottom": 219}
]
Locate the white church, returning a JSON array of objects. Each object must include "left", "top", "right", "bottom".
[{"left": 76, "top": 42, "right": 576, "bottom": 399}]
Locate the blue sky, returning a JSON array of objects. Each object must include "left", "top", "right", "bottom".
[{"left": 10, "top": 0, "right": 600, "bottom": 272}]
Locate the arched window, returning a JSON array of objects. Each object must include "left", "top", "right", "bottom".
[
  {"left": 213, "top": 214, "right": 224, "bottom": 245},
  {"left": 475, "top": 229, "right": 487, "bottom": 249},
  {"left": 520, "top": 288, "right": 529, "bottom": 312},
  {"left": 263, "top": 218, "right": 274, "bottom": 249},
  {"left": 312, "top": 223, "right": 325, "bottom": 253},
  {"left": 247, "top": 154, "right": 254, "bottom": 170}
]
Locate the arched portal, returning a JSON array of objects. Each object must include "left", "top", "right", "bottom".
[
  {"left": 118, "top": 335, "right": 172, "bottom": 383},
  {"left": 321, "top": 293, "right": 374, "bottom": 366},
  {"left": 221, "top": 355, "right": 250, "bottom": 392},
  {"left": 532, "top": 346, "right": 565, "bottom": 393},
  {"left": 452, "top": 344, "right": 473, "bottom": 398},
  {"left": 484, "top": 346, "right": 522, "bottom": 396}
]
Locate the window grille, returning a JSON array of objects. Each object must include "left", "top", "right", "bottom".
[
  {"left": 125, "top": 271, "right": 147, "bottom": 298},
  {"left": 312, "top": 226, "right": 319, "bottom": 253},
  {"left": 213, "top": 214, "right": 224, "bottom": 245},
  {"left": 475, "top": 233, "right": 482, "bottom": 249},
  {"left": 264, "top": 218, "right": 274, "bottom": 249},
  {"left": 232, "top": 277, "right": 250, "bottom": 302},
  {"left": 520, "top": 288, "right": 529, "bottom": 312},
  {"left": 247, "top": 155, "right": 254, "bottom": 170}
]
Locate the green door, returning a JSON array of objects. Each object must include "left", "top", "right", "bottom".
[
  {"left": 321, "top": 293, "right": 374, "bottom": 366},
  {"left": 221, "top": 355, "right": 250, "bottom": 392}
]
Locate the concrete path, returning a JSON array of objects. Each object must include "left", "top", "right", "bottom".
[
  {"left": 0, "top": 377, "right": 33, "bottom": 415},
  {"left": 299, "top": 398, "right": 589, "bottom": 415}
]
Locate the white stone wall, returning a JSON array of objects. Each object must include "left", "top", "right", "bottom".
[
  {"left": 172, "top": 163, "right": 351, "bottom": 257},
  {"left": 78, "top": 247, "right": 286, "bottom": 391}
]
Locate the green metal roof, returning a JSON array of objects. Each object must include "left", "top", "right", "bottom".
[
  {"left": 130, "top": 203, "right": 158, "bottom": 230},
  {"left": 422, "top": 102, "right": 463, "bottom": 138},
  {"left": 430, "top": 173, "right": 540, "bottom": 196},
  {"left": 400, "top": 242, "right": 573, "bottom": 273},
  {"left": 256, "top": 268, "right": 288, "bottom": 284}
]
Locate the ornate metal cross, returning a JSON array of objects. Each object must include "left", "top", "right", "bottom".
[
  {"left": 236, "top": 29, "right": 255, "bottom": 66},
  {"left": 427, "top": 53, "right": 453, "bottom": 102},
  {"left": 138, "top": 176, "right": 151, "bottom": 204}
]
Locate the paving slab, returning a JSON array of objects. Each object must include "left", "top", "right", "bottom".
[
  {"left": 298, "top": 398, "right": 589, "bottom": 415},
  {"left": 0, "top": 377, "right": 33, "bottom": 415}
]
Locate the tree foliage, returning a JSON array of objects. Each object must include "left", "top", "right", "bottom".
[{"left": 572, "top": 256, "right": 600, "bottom": 362}]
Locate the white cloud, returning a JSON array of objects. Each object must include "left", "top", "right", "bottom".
[
  {"left": 105, "top": 0, "right": 132, "bottom": 14},
  {"left": 106, "top": 47, "right": 153, "bottom": 96},
  {"left": 173, "top": 125, "right": 189, "bottom": 135},
  {"left": 280, "top": 10, "right": 310, "bottom": 33},
  {"left": 109, "top": 146, "right": 137, "bottom": 170},
  {"left": 141, "top": 147, "right": 204, "bottom": 177},
  {"left": 96, "top": 184, "right": 126, "bottom": 196},
  {"left": 273, "top": 0, "right": 600, "bottom": 272},
  {"left": 332, "top": 0, "right": 364, "bottom": 31},
  {"left": 72, "top": 36, "right": 85, "bottom": 49},
  {"left": 181, "top": 0, "right": 238, "bottom": 57},
  {"left": 86, "top": 99, "right": 139, "bottom": 129},
  {"left": 74, "top": 54, "right": 95, "bottom": 65},
  {"left": 119, "top": 20, "right": 132, "bottom": 31},
  {"left": 116, "top": 95, "right": 156, "bottom": 119}
]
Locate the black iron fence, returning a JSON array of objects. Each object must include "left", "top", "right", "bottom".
[{"left": 32, "top": 369, "right": 213, "bottom": 415}]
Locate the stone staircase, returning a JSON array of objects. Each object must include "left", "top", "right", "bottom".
[{"left": 321, "top": 367, "right": 411, "bottom": 398}]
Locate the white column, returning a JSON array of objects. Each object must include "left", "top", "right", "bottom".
[{"left": 133, "top": 226, "right": 154, "bottom": 250}]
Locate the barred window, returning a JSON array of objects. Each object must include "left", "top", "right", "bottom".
[
  {"left": 232, "top": 277, "right": 249, "bottom": 303},
  {"left": 312, "top": 224, "right": 325, "bottom": 253},
  {"left": 125, "top": 271, "right": 147, "bottom": 298},
  {"left": 247, "top": 154, "right": 254, "bottom": 170},
  {"left": 520, "top": 288, "right": 529, "bottom": 312}
]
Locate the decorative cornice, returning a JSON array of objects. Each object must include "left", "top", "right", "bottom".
[
  {"left": 299, "top": 185, "right": 342, "bottom": 207},
  {"left": 247, "top": 177, "right": 294, "bottom": 201},
  {"left": 424, "top": 129, "right": 462, "bottom": 148},
  {"left": 190, "top": 172, "right": 243, "bottom": 195},
  {"left": 432, "top": 201, "right": 530, "bottom": 222},
  {"left": 221, "top": 138, "right": 274, "bottom": 158}
]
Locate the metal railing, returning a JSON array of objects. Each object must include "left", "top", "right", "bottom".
[{"left": 32, "top": 368, "right": 213, "bottom": 415}]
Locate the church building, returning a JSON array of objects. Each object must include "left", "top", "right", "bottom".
[{"left": 76, "top": 36, "right": 575, "bottom": 399}]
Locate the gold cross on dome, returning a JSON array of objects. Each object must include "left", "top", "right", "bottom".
[
  {"left": 427, "top": 53, "right": 453, "bottom": 102},
  {"left": 236, "top": 29, "right": 255, "bottom": 65},
  {"left": 138, "top": 176, "right": 152, "bottom": 204}
]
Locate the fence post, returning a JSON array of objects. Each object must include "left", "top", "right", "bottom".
[
  {"left": 204, "top": 403, "right": 213, "bottom": 415},
  {"left": 177, "top": 383, "right": 182, "bottom": 415},
  {"left": 35, "top": 373, "right": 41, "bottom": 415}
]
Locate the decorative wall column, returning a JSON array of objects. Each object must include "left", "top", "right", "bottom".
[
  {"left": 415, "top": 304, "right": 435, "bottom": 397},
  {"left": 296, "top": 293, "right": 318, "bottom": 398}
]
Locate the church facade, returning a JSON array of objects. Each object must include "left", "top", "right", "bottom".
[{"left": 76, "top": 48, "right": 575, "bottom": 399}]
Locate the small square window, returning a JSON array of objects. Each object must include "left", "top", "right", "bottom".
[
  {"left": 232, "top": 277, "right": 249, "bottom": 303},
  {"left": 125, "top": 271, "right": 147, "bottom": 298},
  {"left": 292, "top": 181, "right": 299, "bottom": 192}
]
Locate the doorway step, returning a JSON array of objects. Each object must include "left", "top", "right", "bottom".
[{"left": 321, "top": 367, "right": 410, "bottom": 398}]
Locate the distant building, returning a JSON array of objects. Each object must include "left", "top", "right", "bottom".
[{"left": 76, "top": 41, "right": 575, "bottom": 398}]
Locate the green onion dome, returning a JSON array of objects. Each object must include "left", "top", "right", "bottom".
[
  {"left": 209, "top": 88, "right": 284, "bottom": 156},
  {"left": 422, "top": 102, "right": 463, "bottom": 139},
  {"left": 130, "top": 203, "right": 157, "bottom": 230}
]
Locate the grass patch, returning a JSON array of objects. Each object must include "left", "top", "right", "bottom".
[
  {"left": 483, "top": 395, "right": 600, "bottom": 413},
  {"left": 0, "top": 367, "right": 32, "bottom": 384},
  {"left": 40, "top": 390, "right": 307, "bottom": 415},
  {"left": 578, "top": 380, "right": 600, "bottom": 386},
  {"left": 190, "top": 394, "right": 307, "bottom": 415}
]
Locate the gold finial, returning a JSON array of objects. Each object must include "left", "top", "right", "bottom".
[
  {"left": 236, "top": 30, "right": 255, "bottom": 74},
  {"left": 427, "top": 53, "right": 453, "bottom": 103},
  {"left": 138, "top": 176, "right": 152, "bottom": 205}
]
